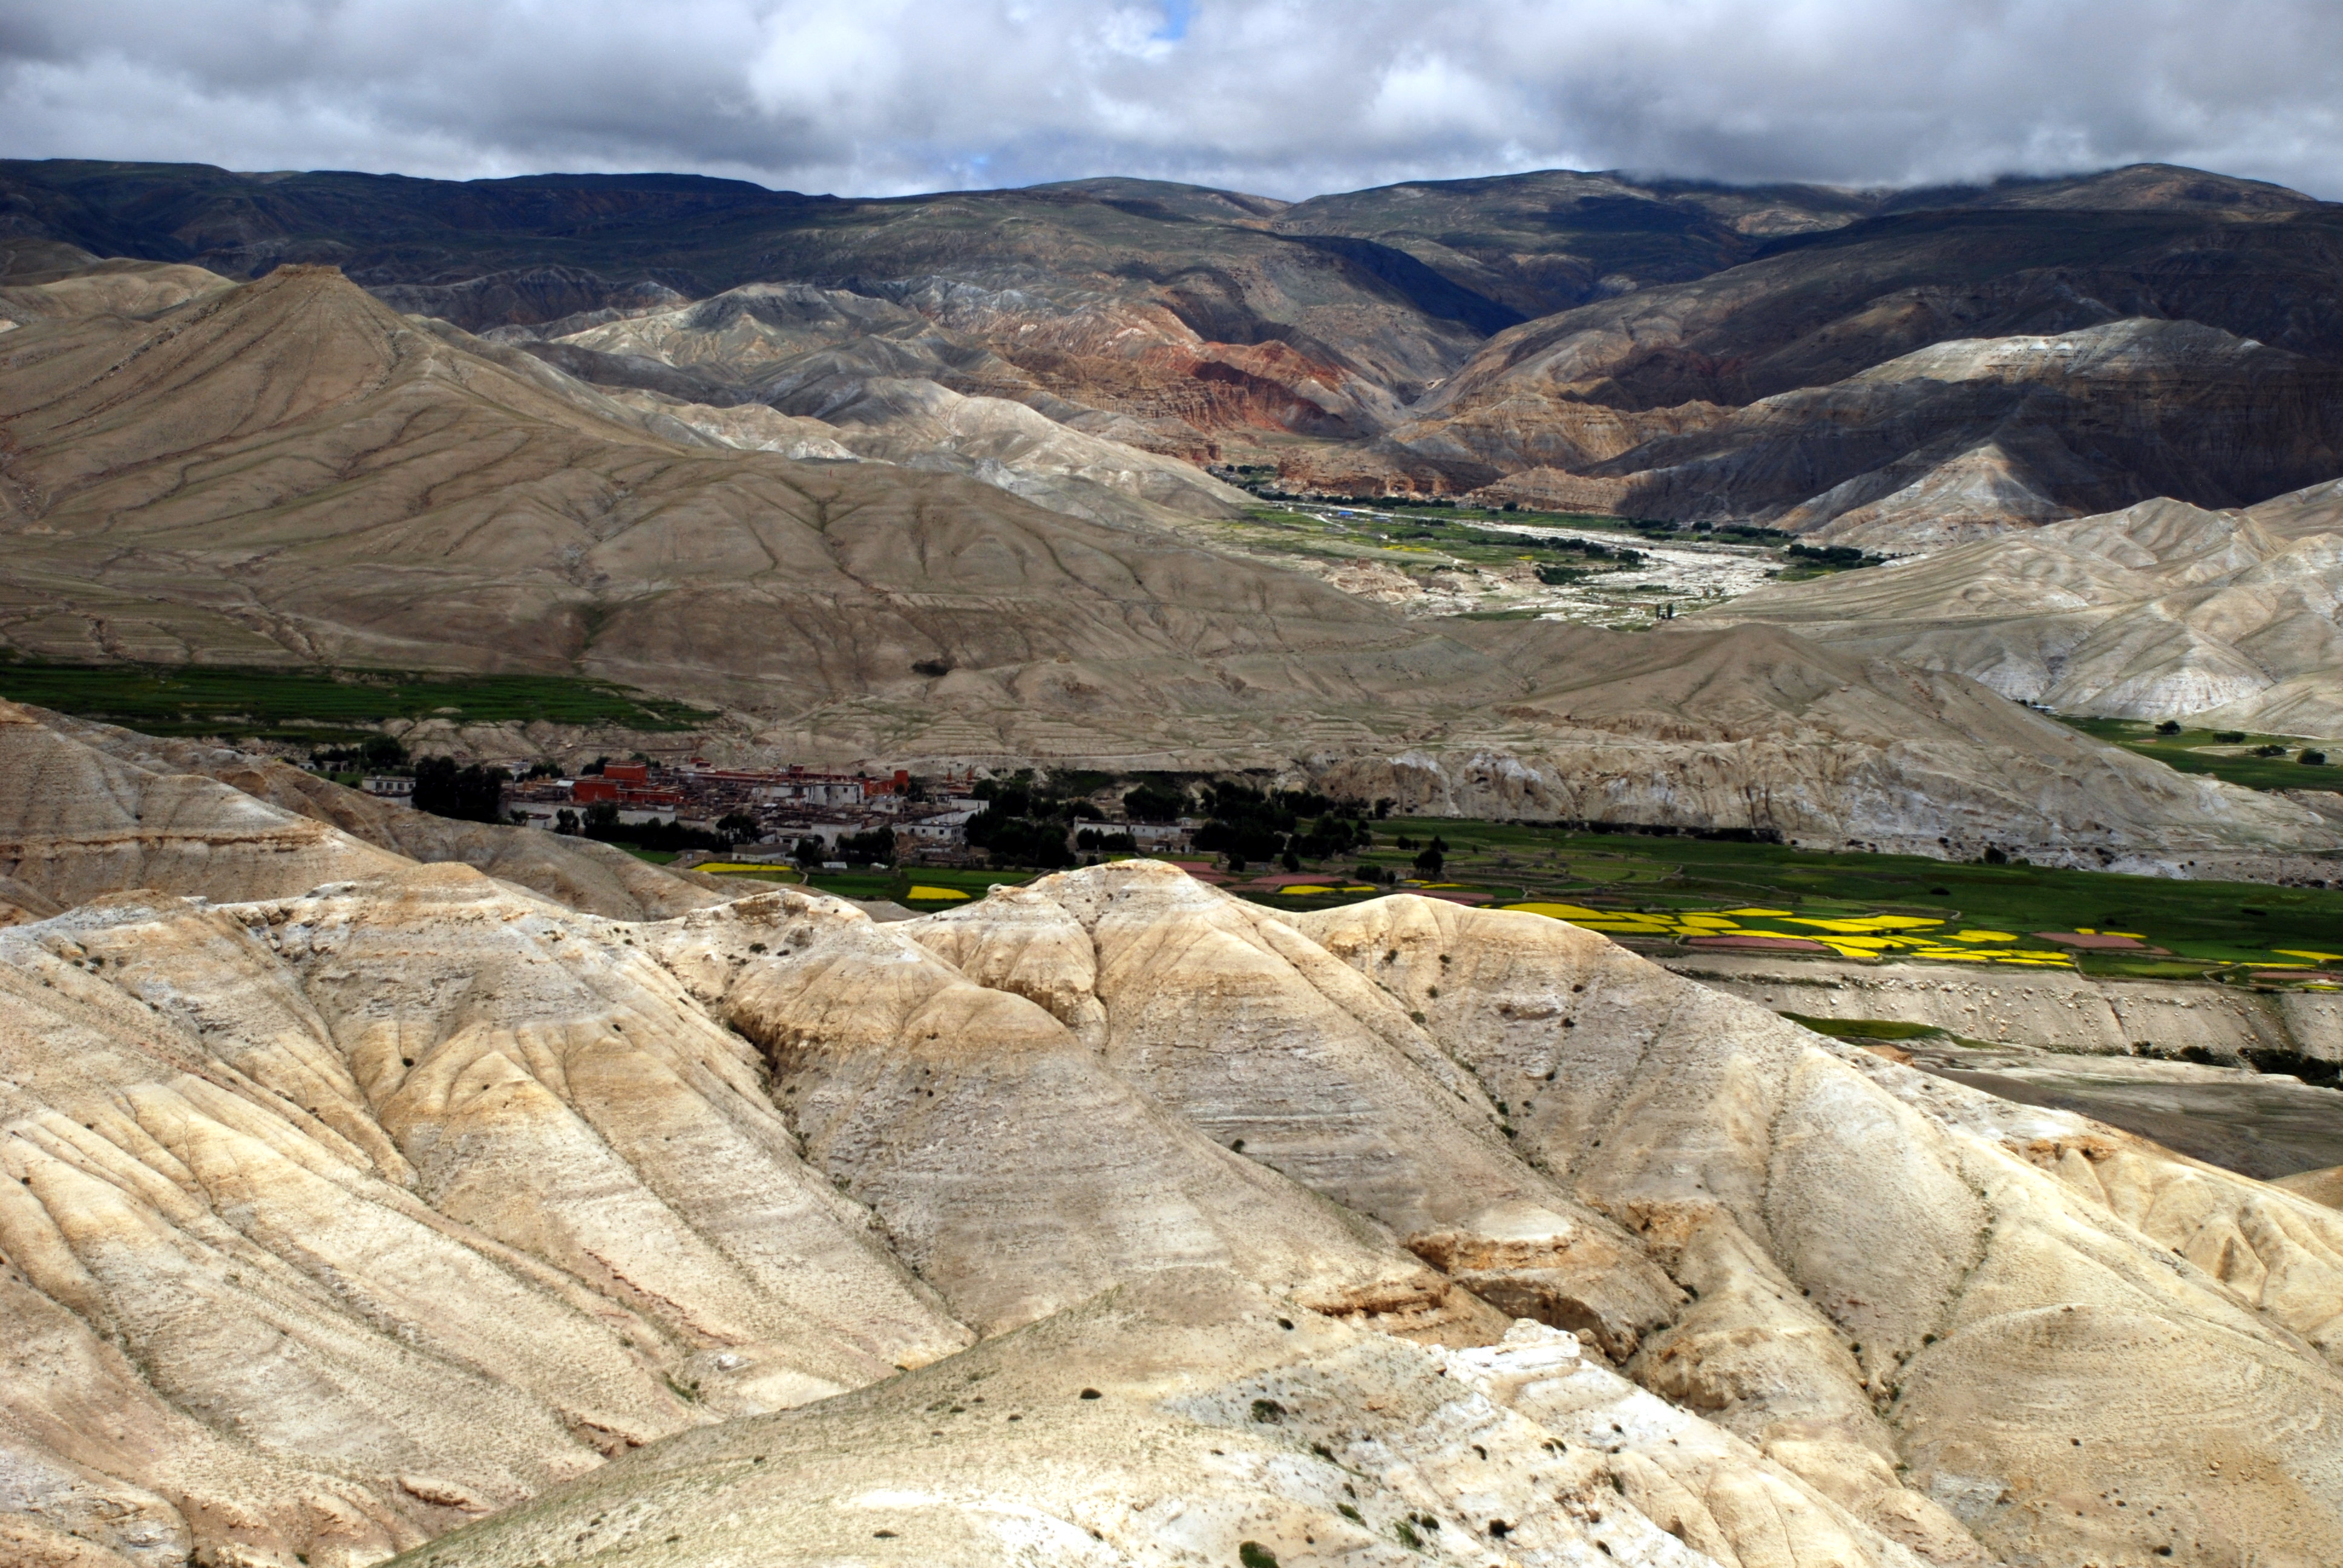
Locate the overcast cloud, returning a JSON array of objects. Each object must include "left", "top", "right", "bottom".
[{"left": 2, "top": 0, "right": 2338, "bottom": 200}]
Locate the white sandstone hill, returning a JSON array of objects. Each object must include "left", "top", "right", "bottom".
[{"left": 1, "top": 707, "right": 2341, "bottom": 1566}]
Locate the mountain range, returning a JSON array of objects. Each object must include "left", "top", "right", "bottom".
[
  {"left": 10, "top": 157, "right": 2343, "bottom": 546},
  {"left": 1, "top": 258, "right": 2335, "bottom": 867}
]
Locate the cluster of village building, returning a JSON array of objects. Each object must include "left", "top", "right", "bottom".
[{"left": 361, "top": 758, "right": 1189, "bottom": 863}]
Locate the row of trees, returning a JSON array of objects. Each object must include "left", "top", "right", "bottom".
[
  {"left": 411, "top": 757, "right": 510, "bottom": 823},
  {"left": 397, "top": 753, "right": 1448, "bottom": 877},
  {"left": 309, "top": 735, "right": 410, "bottom": 773},
  {"left": 965, "top": 773, "right": 1404, "bottom": 874}
]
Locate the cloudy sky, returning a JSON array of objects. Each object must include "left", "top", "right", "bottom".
[{"left": 3, "top": 0, "right": 2338, "bottom": 200}]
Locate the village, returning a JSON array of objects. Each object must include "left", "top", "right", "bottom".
[{"left": 359, "top": 757, "right": 1196, "bottom": 865}]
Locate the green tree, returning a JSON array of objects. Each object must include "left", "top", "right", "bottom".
[{"left": 411, "top": 757, "right": 510, "bottom": 823}]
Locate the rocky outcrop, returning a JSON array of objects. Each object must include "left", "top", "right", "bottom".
[
  {"left": 354, "top": 863, "right": 2343, "bottom": 1566},
  {"left": 396, "top": 1280, "right": 1973, "bottom": 1568},
  {"left": 0, "top": 867, "right": 968, "bottom": 1567},
  {"left": 1299, "top": 889, "right": 2343, "bottom": 1565},
  {"left": 1670, "top": 951, "right": 2343, "bottom": 1065},
  {"left": 0, "top": 699, "right": 409, "bottom": 909}
]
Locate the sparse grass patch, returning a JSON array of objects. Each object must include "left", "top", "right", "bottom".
[{"left": 1777, "top": 1014, "right": 1945, "bottom": 1040}]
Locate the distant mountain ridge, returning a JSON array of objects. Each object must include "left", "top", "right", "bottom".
[{"left": 10, "top": 158, "right": 2339, "bottom": 523}]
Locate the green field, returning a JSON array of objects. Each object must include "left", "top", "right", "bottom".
[
  {"left": 2055, "top": 717, "right": 2340, "bottom": 791},
  {"left": 1776, "top": 1013, "right": 1947, "bottom": 1042},
  {"left": 1231, "top": 821, "right": 2343, "bottom": 981},
  {"left": 658, "top": 818, "right": 2343, "bottom": 985},
  {"left": 1208, "top": 506, "right": 1621, "bottom": 577},
  {"left": 1227, "top": 501, "right": 1692, "bottom": 569},
  {"left": 0, "top": 658, "right": 718, "bottom": 743},
  {"left": 740, "top": 823, "right": 2343, "bottom": 984}
]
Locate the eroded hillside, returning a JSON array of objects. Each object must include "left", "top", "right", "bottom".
[
  {"left": 3, "top": 701, "right": 2342, "bottom": 1566},
  {"left": 1705, "top": 483, "right": 2343, "bottom": 732}
]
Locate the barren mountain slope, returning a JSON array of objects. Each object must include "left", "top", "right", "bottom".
[
  {"left": 0, "top": 160, "right": 1501, "bottom": 452},
  {"left": 1319, "top": 617, "right": 2343, "bottom": 871},
  {"left": 10, "top": 811, "right": 2343, "bottom": 1567},
  {"left": 1286, "top": 169, "right": 2343, "bottom": 535},
  {"left": 4, "top": 267, "right": 2338, "bottom": 866},
  {"left": 1703, "top": 485, "right": 2343, "bottom": 730},
  {"left": 1593, "top": 321, "right": 2343, "bottom": 538},
  {"left": 1270, "top": 162, "right": 2324, "bottom": 321},
  {"left": 490, "top": 280, "right": 1256, "bottom": 531},
  {"left": 13, "top": 157, "right": 2339, "bottom": 476},
  {"left": 16, "top": 158, "right": 2343, "bottom": 550},
  {"left": 1336, "top": 316, "right": 2343, "bottom": 539},
  {"left": 0, "top": 265, "right": 1472, "bottom": 704},
  {"left": 0, "top": 256, "right": 232, "bottom": 330}
]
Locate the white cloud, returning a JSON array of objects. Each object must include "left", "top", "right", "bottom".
[{"left": 2, "top": 0, "right": 2339, "bottom": 200}]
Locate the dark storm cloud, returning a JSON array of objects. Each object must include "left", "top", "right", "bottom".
[{"left": 3, "top": 0, "right": 2339, "bottom": 200}]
